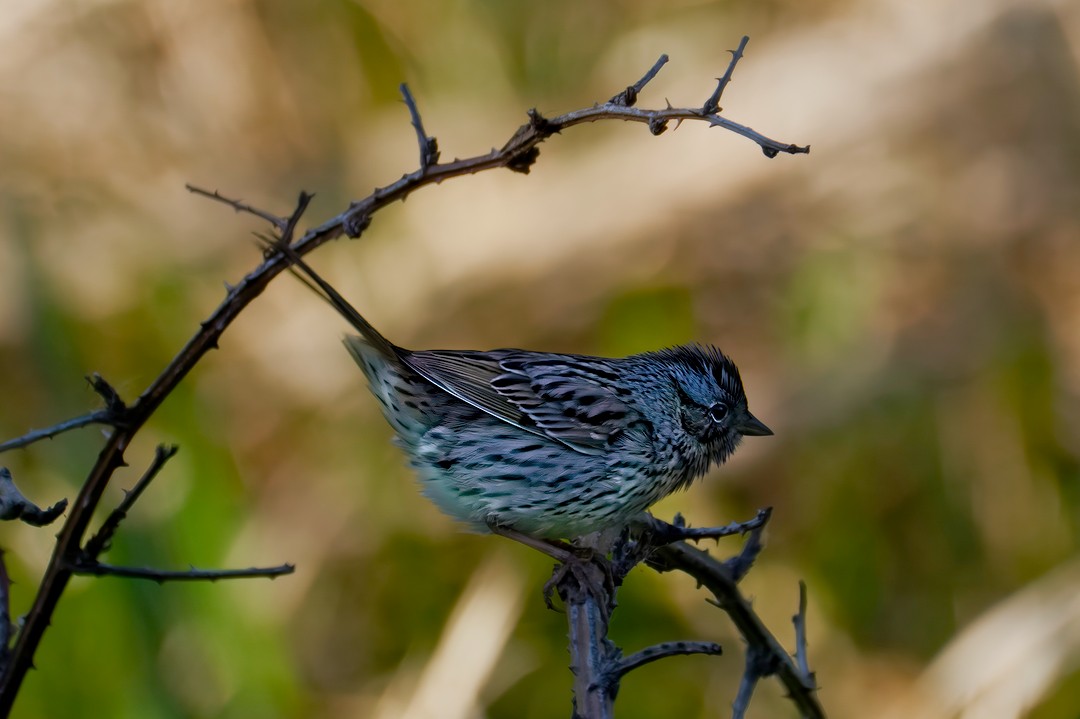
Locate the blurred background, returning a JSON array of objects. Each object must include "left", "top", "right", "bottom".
[{"left": 1, "top": 0, "right": 1079, "bottom": 717}]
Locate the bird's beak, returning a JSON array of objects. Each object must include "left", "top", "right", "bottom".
[{"left": 737, "top": 412, "right": 773, "bottom": 437}]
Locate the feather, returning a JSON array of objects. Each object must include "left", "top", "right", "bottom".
[{"left": 404, "top": 350, "right": 640, "bottom": 456}]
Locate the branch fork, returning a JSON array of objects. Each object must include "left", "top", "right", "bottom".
[{"left": 504, "top": 507, "right": 824, "bottom": 719}]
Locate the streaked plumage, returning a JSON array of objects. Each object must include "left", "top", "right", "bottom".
[{"left": 282, "top": 248, "right": 772, "bottom": 539}]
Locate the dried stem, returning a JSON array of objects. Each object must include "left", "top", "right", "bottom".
[
  {"left": 703, "top": 35, "right": 750, "bottom": 114},
  {"left": 639, "top": 508, "right": 772, "bottom": 545},
  {"left": 70, "top": 561, "right": 295, "bottom": 583},
  {"left": 185, "top": 185, "right": 288, "bottom": 231},
  {"left": 0, "top": 191, "right": 319, "bottom": 715},
  {"left": 545, "top": 511, "right": 822, "bottom": 718},
  {"left": 615, "top": 640, "right": 724, "bottom": 680},
  {"left": 400, "top": 84, "right": 440, "bottom": 170},
  {"left": 732, "top": 645, "right": 773, "bottom": 719},
  {"left": 82, "top": 444, "right": 179, "bottom": 560},
  {"left": 609, "top": 53, "right": 669, "bottom": 106},
  {"left": 794, "top": 581, "right": 816, "bottom": 686},
  {"left": 0, "top": 411, "right": 113, "bottom": 454},
  {"left": 649, "top": 540, "right": 825, "bottom": 718}
]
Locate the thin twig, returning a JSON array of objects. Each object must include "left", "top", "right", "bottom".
[
  {"left": 0, "top": 374, "right": 126, "bottom": 454},
  {"left": 610, "top": 53, "right": 670, "bottom": 106},
  {"left": 703, "top": 35, "right": 749, "bottom": 115},
  {"left": 86, "top": 373, "right": 126, "bottom": 416},
  {"left": 0, "top": 411, "right": 113, "bottom": 454},
  {"left": 732, "top": 645, "right": 772, "bottom": 719},
  {"left": 185, "top": 185, "right": 288, "bottom": 231},
  {"left": 650, "top": 542, "right": 825, "bottom": 719},
  {"left": 70, "top": 561, "right": 295, "bottom": 583},
  {"left": 724, "top": 512, "right": 769, "bottom": 582},
  {"left": 281, "top": 192, "right": 314, "bottom": 246},
  {"left": 793, "top": 580, "right": 816, "bottom": 686},
  {"left": 0, "top": 191, "right": 317, "bottom": 711},
  {"left": 400, "top": 83, "right": 440, "bottom": 171},
  {"left": 82, "top": 445, "right": 179, "bottom": 560},
  {"left": 614, "top": 640, "right": 723, "bottom": 680},
  {"left": 640, "top": 508, "right": 772, "bottom": 545}
]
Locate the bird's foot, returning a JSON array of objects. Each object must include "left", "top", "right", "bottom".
[
  {"left": 484, "top": 518, "right": 615, "bottom": 611},
  {"left": 541, "top": 549, "right": 616, "bottom": 612}
]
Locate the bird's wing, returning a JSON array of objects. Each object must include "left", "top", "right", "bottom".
[{"left": 404, "top": 350, "right": 639, "bottom": 456}]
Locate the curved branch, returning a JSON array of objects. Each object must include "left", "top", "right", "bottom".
[
  {"left": 70, "top": 561, "right": 295, "bottom": 583},
  {"left": 0, "top": 411, "right": 112, "bottom": 454},
  {"left": 614, "top": 640, "right": 724, "bottom": 681},
  {"left": 0, "top": 44, "right": 808, "bottom": 716},
  {"left": 650, "top": 543, "right": 824, "bottom": 718}
]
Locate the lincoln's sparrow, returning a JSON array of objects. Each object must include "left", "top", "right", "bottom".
[{"left": 282, "top": 248, "right": 771, "bottom": 539}]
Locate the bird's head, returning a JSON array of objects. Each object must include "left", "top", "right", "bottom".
[{"left": 657, "top": 345, "right": 772, "bottom": 469}]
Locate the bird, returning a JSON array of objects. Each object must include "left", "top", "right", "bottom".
[{"left": 273, "top": 242, "right": 772, "bottom": 540}]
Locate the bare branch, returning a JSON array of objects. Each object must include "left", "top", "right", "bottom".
[
  {"left": 724, "top": 512, "right": 769, "bottom": 582},
  {"left": 400, "top": 83, "right": 440, "bottom": 171},
  {"left": 82, "top": 445, "right": 180, "bottom": 560},
  {"left": 614, "top": 640, "right": 723, "bottom": 680},
  {"left": 0, "top": 469, "right": 67, "bottom": 527},
  {"left": 70, "top": 561, "right": 295, "bottom": 583},
  {"left": 732, "top": 645, "right": 775, "bottom": 719},
  {"left": 86, "top": 373, "right": 126, "bottom": 416},
  {"left": 649, "top": 541, "right": 825, "bottom": 719},
  {"left": 0, "top": 375, "right": 126, "bottom": 454},
  {"left": 609, "top": 54, "right": 670, "bottom": 107},
  {"left": 703, "top": 35, "right": 749, "bottom": 115},
  {"left": 0, "top": 410, "right": 113, "bottom": 454},
  {"left": 281, "top": 192, "right": 314, "bottom": 246},
  {"left": 638, "top": 508, "right": 772, "bottom": 546},
  {"left": 185, "top": 184, "right": 288, "bottom": 231},
  {"left": 793, "top": 580, "right": 817, "bottom": 687},
  {"left": 560, "top": 541, "right": 618, "bottom": 719},
  {"left": 707, "top": 114, "right": 808, "bottom": 158}
]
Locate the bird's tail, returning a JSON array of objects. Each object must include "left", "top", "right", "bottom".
[{"left": 260, "top": 236, "right": 399, "bottom": 360}]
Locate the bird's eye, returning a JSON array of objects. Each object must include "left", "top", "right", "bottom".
[{"left": 708, "top": 402, "right": 729, "bottom": 423}]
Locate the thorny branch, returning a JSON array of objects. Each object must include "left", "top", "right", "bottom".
[
  {"left": 544, "top": 512, "right": 822, "bottom": 719},
  {"left": 0, "top": 37, "right": 812, "bottom": 717},
  {"left": 649, "top": 533, "right": 824, "bottom": 719},
  {"left": 0, "top": 374, "right": 125, "bottom": 453},
  {"left": 81, "top": 445, "right": 178, "bottom": 559},
  {"left": 70, "top": 562, "right": 296, "bottom": 583},
  {"left": 616, "top": 640, "right": 725, "bottom": 680},
  {"left": 704, "top": 35, "right": 749, "bottom": 115}
]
